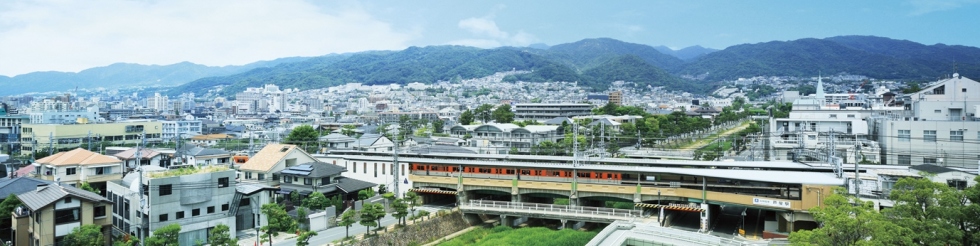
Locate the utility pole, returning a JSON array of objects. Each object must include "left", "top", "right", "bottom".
[
  {"left": 48, "top": 132, "right": 53, "bottom": 156},
  {"left": 137, "top": 130, "right": 146, "bottom": 245},
  {"left": 87, "top": 131, "right": 92, "bottom": 151},
  {"left": 571, "top": 121, "right": 579, "bottom": 207},
  {"left": 393, "top": 126, "right": 401, "bottom": 198},
  {"left": 31, "top": 132, "right": 36, "bottom": 161},
  {"left": 599, "top": 124, "right": 605, "bottom": 159}
]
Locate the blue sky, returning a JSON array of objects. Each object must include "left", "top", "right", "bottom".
[{"left": 0, "top": 0, "right": 977, "bottom": 76}]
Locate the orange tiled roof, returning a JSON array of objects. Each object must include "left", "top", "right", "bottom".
[
  {"left": 239, "top": 144, "right": 300, "bottom": 172},
  {"left": 35, "top": 148, "right": 121, "bottom": 166}
]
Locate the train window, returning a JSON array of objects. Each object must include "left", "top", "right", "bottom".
[
  {"left": 552, "top": 171, "right": 560, "bottom": 176},
  {"left": 452, "top": 167, "right": 459, "bottom": 172},
  {"left": 506, "top": 169, "right": 515, "bottom": 175}
]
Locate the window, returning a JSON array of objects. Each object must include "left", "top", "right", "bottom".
[
  {"left": 847, "top": 114, "right": 855, "bottom": 118},
  {"left": 374, "top": 163, "right": 378, "bottom": 177},
  {"left": 66, "top": 168, "right": 76, "bottom": 175},
  {"left": 948, "top": 179, "right": 968, "bottom": 190},
  {"left": 207, "top": 206, "right": 215, "bottom": 214},
  {"left": 282, "top": 176, "right": 291, "bottom": 183},
  {"left": 933, "top": 85, "right": 945, "bottom": 95},
  {"left": 94, "top": 206, "right": 106, "bottom": 218},
  {"left": 898, "top": 130, "right": 911, "bottom": 142},
  {"left": 363, "top": 163, "right": 367, "bottom": 173},
  {"left": 160, "top": 184, "right": 173, "bottom": 196},
  {"left": 176, "top": 211, "right": 184, "bottom": 219},
  {"left": 258, "top": 174, "right": 265, "bottom": 180},
  {"left": 935, "top": 109, "right": 942, "bottom": 113},
  {"left": 924, "top": 130, "right": 937, "bottom": 142},
  {"left": 246, "top": 172, "right": 253, "bottom": 179},
  {"left": 64, "top": 197, "right": 72, "bottom": 204},
  {"left": 192, "top": 208, "right": 200, "bottom": 216},
  {"left": 923, "top": 158, "right": 938, "bottom": 164},
  {"left": 950, "top": 130, "right": 964, "bottom": 141},
  {"left": 382, "top": 163, "right": 385, "bottom": 175},
  {"left": 810, "top": 123, "right": 816, "bottom": 131},
  {"left": 95, "top": 167, "right": 108, "bottom": 175},
  {"left": 321, "top": 177, "right": 329, "bottom": 184},
  {"left": 963, "top": 88, "right": 968, "bottom": 93},
  {"left": 304, "top": 178, "right": 312, "bottom": 185},
  {"left": 829, "top": 114, "right": 837, "bottom": 118},
  {"left": 222, "top": 204, "right": 229, "bottom": 211},
  {"left": 218, "top": 177, "right": 229, "bottom": 188},
  {"left": 898, "top": 155, "right": 912, "bottom": 165},
  {"left": 55, "top": 208, "right": 80, "bottom": 224},
  {"left": 159, "top": 214, "right": 168, "bottom": 222}
]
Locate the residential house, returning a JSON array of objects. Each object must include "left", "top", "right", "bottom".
[
  {"left": 448, "top": 123, "right": 562, "bottom": 154},
  {"left": 13, "top": 183, "right": 112, "bottom": 246},
  {"left": 276, "top": 162, "right": 375, "bottom": 202},
  {"left": 353, "top": 134, "right": 393, "bottom": 152},
  {"left": 106, "top": 166, "right": 238, "bottom": 245},
  {"left": 189, "top": 133, "right": 235, "bottom": 147},
  {"left": 113, "top": 147, "right": 168, "bottom": 168},
  {"left": 319, "top": 133, "right": 357, "bottom": 151},
  {"left": 909, "top": 164, "right": 978, "bottom": 189},
  {"left": 238, "top": 144, "right": 319, "bottom": 186},
  {"left": 0, "top": 177, "right": 52, "bottom": 244},
  {"left": 33, "top": 148, "right": 124, "bottom": 195},
  {"left": 178, "top": 146, "right": 233, "bottom": 166}
]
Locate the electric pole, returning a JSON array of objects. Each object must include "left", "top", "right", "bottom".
[{"left": 393, "top": 126, "right": 401, "bottom": 198}]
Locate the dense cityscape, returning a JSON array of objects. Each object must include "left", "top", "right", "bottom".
[{"left": 2, "top": 1, "right": 980, "bottom": 246}]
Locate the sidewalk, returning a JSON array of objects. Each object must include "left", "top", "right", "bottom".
[{"left": 237, "top": 228, "right": 299, "bottom": 246}]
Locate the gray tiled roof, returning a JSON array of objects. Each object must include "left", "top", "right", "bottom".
[
  {"left": 17, "top": 184, "right": 110, "bottom": 211},
  {"left": 279, "top": 162, "right": 347, "bottom": 178},
  {"left": 236, "top": 183, "right": 274, "bottom": 195},
  {"left": 335, "top": 177, "right": 376, "bottom": 194},
  {"left": 0, "top": 177, "right": 52, "bottom": 198},
  {"left": 181, "top": 146, "right": 231, "bottom": 157},
  {"left": 910, "top": 164, "right": 963, "bottom": 174}
]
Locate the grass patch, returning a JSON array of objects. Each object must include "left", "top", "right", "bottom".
[{"left": 437, "top": 226, "right": 598, "bottom": 246}]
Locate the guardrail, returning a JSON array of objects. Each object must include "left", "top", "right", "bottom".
[{"left": 462, "top": 200, "right": 639, "bottom": 220}]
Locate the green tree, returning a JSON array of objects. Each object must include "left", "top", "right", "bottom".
[
  {"left": 341, "top": 124, "right": 357, "bottom": 137},
  {"left": 393, "top": 198, "right": 409, "bottom": 226},
  {"left": 378, "top": 184, "right": 388, "bottom": 194},
  {"left": 303, "top": 192, "right": 329, "bottom": 210},
  {"left": 459, "top": 110, "right": 474, "bottom": 125},
  {"left": 145, "top": 223, "right": 181, "bottom": 246},
  {"left": 432, "top": 120, "right": 445, "bottom": 133},
  {"left": 368, "top": 203, "right": 388, "bottom": 233},
  {"left": 80, "top": 181, "right": 100, "bottom": 194},
  {"left": 290, "top": 190, "right": 302, "bottom": 204},
  {"left": 0, "top": 194, "right": 23, "bottom": 217},
  {"left": 789, "top": 188, "right": 913, "bottom": 245},
  {"left": 285, "top": 124, "right": 319, "bottom": 153},
  {"left": 886, "top": 176, "right": 977, "bottom": 245},
  {"left": 297, "top": 207, "right": 309, "bottom": 227},
  {"left": 359, "top": 203, "right": 381, "bottom": 236},
  {"left": 260, "top": 203, "right": 296, "bottom": 245},
  {"left": 902, "top": 82, "right": 922, "bottom": 94},
  {"left": 358, "top": 188, "right": 375, "bottom": 200},
  {"left": 491, "top": 104, "right": 515, "bottom": 123},
  {"left": 296, "top": 230, "right": 318, "bottom": 246},
  {"left": 474, "top": 104, "right": 494, "bottom": 123},
  {"left": 338, "top": 209, "right": 358, "bottom": 239},
  {"left": 64, "top": 224, "right": 104, "bottom": 246},
  {"left": 405, "top": 191, "right": 420, "bottom": 220},
  {"left": 417, "top": 210, "right": 431, "bottom": 222},
  {"left": 207, "top": 224, "right": 237, "bottom": 246}
]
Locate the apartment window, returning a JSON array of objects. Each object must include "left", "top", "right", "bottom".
[
  {"left": 218, "top": 177, "right": 229, "bottom": 188},
  {"left": 159, "top": 214, "right": 168, "bottom": 222},
  {"left": 363, "top": 163, "right": 367, "bottom": 173},
  {"left": 898, "top": 130, "right": 911, "bottom": 142},
  {"left": 934, "top": 109, "right": 942, "bottom": 113},
  {"left": 94, "top": 206, "right": 106, "bottom": 218},
  {"left": 160, "top": 184, "right": 173, "bottom": 196},
  {"left": 192, "top": 208, "right": 200, "bottom": 216},
  {"left": 55, "top": 208, "right": 80, "bottom": 224},
  {"left": 258, "top": 174, "right": 265, "bottom": 180},
  {"left": 222, "top": 204, "right": 229, "bottom": 211},
  {"left": 829, "top": 114, "right": 837, "bottom": 118},
  {"left": 176, "top": 211, "right": 184, "bottom": 219},
  {"left": 923, "top": 130, "right": 937, "bottom": 142},
  {"left": 95, "top": 167, "right": 108, "bottom": 175},
  {"left": 847, "top": 114, "right": 855, "bottom": 118},
  {"left": 66, "top": 168, "right": 76, "bottom": 175},
  {"left": 304, "top": 178, "right": 312, "bottom": 185},
  {"left": 207, "top": 206, "right": 215, "bottom": 214},
  {"left": 898, "top": 155, "right": 912, "bottom": 165},
  {"left": 950, "top": 130, "right": 964, "bottom": 141},
  {"left": 810, "top": 123, "right": 816, "bottom": 131},
  {"left": 923, "top": 158, "right": 937, "bottom": 164}
]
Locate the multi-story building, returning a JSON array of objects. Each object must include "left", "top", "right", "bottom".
[
  {"left": 873, "top": 74, "right": 980, "bottom": 169},
  {"left": 28, "top": 108, "right": 103, "bottom": 124},
  {"left": 609, "top": 91, "right": 623, "bottom": 106},
  {"left": 0, "top": 114, "right": 28, "bottom": 154},
  {"left": 13, "top": 183, "right": 112, "bottom": 246},
  {"left": 448, "top": 123, "right": 562, "bottom": 154},
  {"left": 146, "top": 93, "right": 169, "bottom": 112},
  {"left": 160, "top": 120, "right": 202, "bottom": 141},
  {"left": 32, "top": 148, "right": 125, "bottom": 193},
  {"left": 513, "top": 103, "right": 593, "bottom": 121},
  {"left": 106, "top": 166, "right": 238, "bottom": 245},
  {"left": 20, "top": 121, "right": 163, "bottom": 154}
]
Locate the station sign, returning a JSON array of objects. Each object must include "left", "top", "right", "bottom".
[{"left": 753, "top": 197, "right": 791, "bottom": 208}]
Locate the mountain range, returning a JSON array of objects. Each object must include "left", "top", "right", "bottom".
[{"left": 3, "top": 35, "right": 979, "bottom": 97}]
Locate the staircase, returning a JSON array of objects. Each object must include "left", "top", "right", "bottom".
[{"left": 228, "top": 192, "right": 244, "bottom": 216}]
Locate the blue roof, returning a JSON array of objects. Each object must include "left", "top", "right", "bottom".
[{"left": 0, "top": 177, "right": 53, "bottom": 198}]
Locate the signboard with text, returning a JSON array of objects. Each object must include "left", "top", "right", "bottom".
[{"left": 753, "top": 197, "right": 791, "bottom": 208}]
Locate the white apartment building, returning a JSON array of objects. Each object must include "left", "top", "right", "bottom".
[
  {"left": 161, "top": 120, "right": 203, "bottom": 141},
  {"left": 449, "top": 123, "right": 562, "bottom": 154},
  {"left": 513, "top": 103, "right": 593, "bottom": 121},
  {"left": 146, "top": 93, "right": 169, "bottom": 112},
  {"left": 874, "top": 74, "right": 980, "bottom": 169}
]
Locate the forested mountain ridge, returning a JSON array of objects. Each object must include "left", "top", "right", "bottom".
[{"left": 0, "top": 57, "right": 308, "bottom": 96}]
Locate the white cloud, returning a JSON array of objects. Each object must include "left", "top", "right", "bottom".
[
  {"left": 906, "top": 0, "right": 980, "bottom": 15},
  {"left": 0, "top": 0, "right": 416, "bottom": 76},
  {"left": 451, "top": 16, "right": 536, "bottom": 48}
]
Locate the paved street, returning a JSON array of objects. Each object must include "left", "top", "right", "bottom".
[{"left": 237, "top": 205, "right": 448, "bottom": 246}]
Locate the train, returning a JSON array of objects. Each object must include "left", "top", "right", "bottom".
[{"left": 411, "top": 163, "right": 625, "bottom": 181}]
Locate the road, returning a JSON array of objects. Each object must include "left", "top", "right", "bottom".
[{"left": 271, "top": 205, "right": 448, "bottom": 246}]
